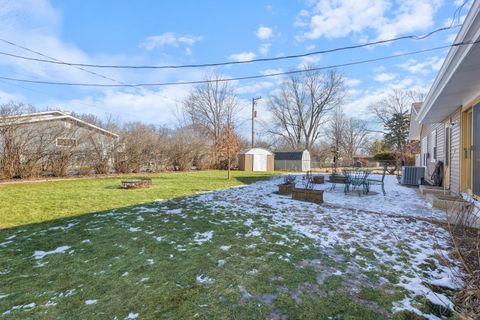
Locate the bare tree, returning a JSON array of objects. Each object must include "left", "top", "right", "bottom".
[
  {"left": 370, "top": 88, "right": 425, "bottom": 125},
  {"left": 325, "top": 106, "right": 347, "bottom": 158},
  {"left": 168, "top": 125, "right": 199, "bottom": 171},
  {"left": 370, "top": 88, "right": 426, "bottom": 163},
  {"left": 341, "top": 118, "right": 371, "bottom": 161},
  {"left": 268, "top": 69, "right": 345, "bottom": 150},
  {"left": 115, "top": 122, "right": 158, "bottom": 173},
  {"left": 73, "top": 113, "right": 120, "bottom": 174},
  {"left": 183, "top": 73, "right": 241, "bottom": 163},
  {"left": 0, "top": 102, "right": 64, "bottom": 178}
]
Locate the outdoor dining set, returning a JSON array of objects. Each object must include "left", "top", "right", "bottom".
[{"left": 330, "top": 167, "right": 387, "bottom": 196}]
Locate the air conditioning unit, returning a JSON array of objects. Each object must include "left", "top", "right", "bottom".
[{"left": 400, "top": 166, "right": 425, "bottom": 186}]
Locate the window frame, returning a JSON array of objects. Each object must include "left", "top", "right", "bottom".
[{"left": 56, "top": 137, "right": 77, "bottom": 148}]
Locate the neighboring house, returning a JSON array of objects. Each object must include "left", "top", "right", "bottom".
[
  {"left": 238, "top": 148, "right": 274, "bottom": 172},
  {"left": 0, "top": 110, "right": 118, "bottom": 175},
  {"left": 352, "top": 155, "right": 380, "bottom": 167},
  {"left": 408, "top": 102, "right": 423, "bottom": 167},
  {"left": 410, "top": 1, "right": 480, "bottom": 199},
  {"left": 274, "top": 150, "right": 311, "bottom": 172}
]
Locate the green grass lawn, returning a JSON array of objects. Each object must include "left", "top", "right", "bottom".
[
  {"left": 0, "top": 185, "right": 419, "bottom": 320},
  {"left": 0, "top": 171, "right": 275, "bottom": 229},
  {"left": 0, "top": 172, "right": 454, "bottom": 319}
]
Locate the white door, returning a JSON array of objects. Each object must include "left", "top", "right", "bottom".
[{"left": 253, "top": 154, "right": 267, "bottom": 171}]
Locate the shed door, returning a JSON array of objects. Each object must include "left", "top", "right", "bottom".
[
  {"left": 253, "top": 154, "right": 267, "bottom": 171},
  {"left": 473, "top": 103, "right": 480, "bottom": 197}
]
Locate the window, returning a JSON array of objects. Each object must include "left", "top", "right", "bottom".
[
  {"left": 421, "top": 136, "right": 428, "bottom": 167},
  {"left": 430, "top": 130, "right": 437, "bottom": 162},
  {"left": 56, "top": 138, "right": 76, "bottom": 147}
]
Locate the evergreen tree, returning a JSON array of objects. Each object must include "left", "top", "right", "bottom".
[{"left": 384, "top": 111, "right": 410, "bottom": 161}]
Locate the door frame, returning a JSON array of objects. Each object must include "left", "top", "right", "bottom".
[
  {"left": 461, "top": 108, "right": 473, "bottom": 193},
  {"left": 443, "top": 122, "right": 451, "bottom": 189}
]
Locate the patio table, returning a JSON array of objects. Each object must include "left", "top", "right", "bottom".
[{"left": 342, "top": 169, "right": 371, "bottom": 196}]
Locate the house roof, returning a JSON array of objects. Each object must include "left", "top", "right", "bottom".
[
  {"left": 416, "top": 1, "right": 480, "bottom": 124},
  {"left": 408, "top": 102, "right": 423, "bottom": 140},
  {"left": 274, "top": 151, "right": 307, "bottom": 161},
  {"left": 0, "top": 110, "right": 119, "bottom": 138}
]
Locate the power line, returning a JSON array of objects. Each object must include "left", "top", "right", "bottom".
[
  {"left": 0, "top": 38, "right": 122, "bottom": 84},
  {"left": 0, "top": 25, "right": 462, "bottom": 70},
  {"left": 0, "top": 38, "right": 183, "bottom": 104},
  {"left": 1, "top": 39, "right": 478, "bottom": 88}
]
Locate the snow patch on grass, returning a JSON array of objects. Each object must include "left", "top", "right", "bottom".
[
  {"left": 194, "top": 231, "right": 214, "bottom": 245},
  {"left": 196, "top": 274, "right": 215, "bottom": 285},
  {"left": 244, "top": 218, "right": 254, "bottom": 226},
  {"left": 32, "top": 246, "right": 71, "bottom": 260}
]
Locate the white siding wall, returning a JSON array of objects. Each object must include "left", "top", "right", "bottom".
[
  {"left": 450, "top": 108, "right": 462, "bottom": 194},
  {"left": 419, "top": 108, "right": 461, "bottom": 193}
]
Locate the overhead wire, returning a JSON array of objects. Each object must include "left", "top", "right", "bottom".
[
  {"left": 0, "top": 39, "right": 183, "bottom": 104},
  {"left": 0, "top": 39, "right": 478, "bottom": 88},
  {"left": 0, "top": 24, "right": 462, "bottom": 70}
]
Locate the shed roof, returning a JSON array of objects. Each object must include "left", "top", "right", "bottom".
[
  {"left": 274, "top": 151, "right": 307, "bottom": 161},
  {"left": 240, "top": 148, "right": 273, "bottom": 156}
]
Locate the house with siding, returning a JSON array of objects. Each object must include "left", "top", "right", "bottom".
[
  {"left": 0, "top": 110, "right": 118, "bottom": 176},
  {"left": 410, "top": 1, "right": 480, "bottom": 199}
]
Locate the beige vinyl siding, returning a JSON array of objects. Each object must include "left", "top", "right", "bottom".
[{"left": 449, "top": 108, "right": 462, "bottom": 194}]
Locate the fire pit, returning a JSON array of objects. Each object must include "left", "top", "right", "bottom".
[{"left": 120, "top": 178, "right": 152, "bottom": 189}]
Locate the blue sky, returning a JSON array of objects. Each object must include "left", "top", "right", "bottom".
[{"left": 0, "top": 0, "right": 473, "bottom": 138}]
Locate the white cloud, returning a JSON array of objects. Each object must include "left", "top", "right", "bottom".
[
  {"left": 140, "top": 32, "right": 203, "bottom": 50},
  {"left": 228, "top": 52, "right": 256, "bottom": 62},
  {"left": 296, "top": 0, "right": 443, "bottom": 41},
  {"left": 0, "top": 89, "right": 24, "bottom": 103},
  {"left": 298, "top": 55, "right": 321, "bottom": 68},
  {"left": 259, "top": 68, "right": 284, "bottom": 75},
  {"left": 397, "top": 57, "right": 444, "bottom": 75},
  {"left": 445, "top": 33, "right": 456, "bottom": 43},
  {"left": 64, "top": 86, "right": 190, "bottom": 126},
  {"left": 374, "top": 72, "right": 396, "bottom": 82},
  {"left": 0, "top": 0, "right": 124, "bottom": 85},
  {"left": 255, "top": 26, "right": 273, "bottom": 40},
  {"left": 259, "top": 43, "right": 271, "bottom": 55},
  {"left": 345, "top": 78, "right": 361, "bottom": 87},
  {"left": 237, "top": 81, "right": 274, "bottom": 94}
]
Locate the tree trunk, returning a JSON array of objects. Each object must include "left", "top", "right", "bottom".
[{"left": 227, "top": 157, "right": 231, "bottom": 180}]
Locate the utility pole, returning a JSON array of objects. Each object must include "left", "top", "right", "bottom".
[{"left": 251, "top": 96, "right": 261, "bottom": 148}]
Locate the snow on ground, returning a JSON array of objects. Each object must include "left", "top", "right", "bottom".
[
  {"left": 0, "top": 173, "right": 461, "bottom": 319},
  {"left": 125, "top": 312, "right": 139, "bottom": 319},
  {"left": 193, "top": 231, "right": 214, "bottom": 245},
  {"left": 32, "top": 246, "right": 71, "bottom": 260},
  {"left": 196, "top": 274, "right": 215, "bottom": 285},
  {"left": 194, "top": 174, "right": 460, "bottom": 319}
]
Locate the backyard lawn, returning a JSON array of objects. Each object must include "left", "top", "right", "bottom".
[
  {"left": 0, "top": 174, "right": 460, "bottom": 319},
  {"left": 0, "top": 171, "right": 274, "bottom": 228}
]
